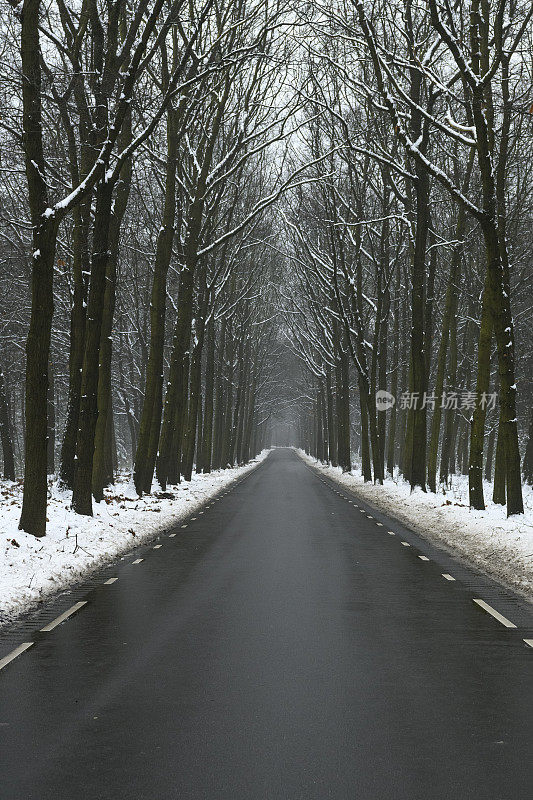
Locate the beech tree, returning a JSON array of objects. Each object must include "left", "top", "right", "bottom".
[{"left": 1, "top": 0, "right": 531, "bottom": 533}]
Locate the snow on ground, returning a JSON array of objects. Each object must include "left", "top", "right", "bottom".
[
  {"left": 298, "top": 449, "right": 533, "bottom": 602},
  {"left": 0, "top": 452, "right": 270, "bottom": 627}
]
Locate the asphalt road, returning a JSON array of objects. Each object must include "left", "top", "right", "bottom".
[{"left": 1, "top": 448, "right": 532, "bottom": 799}]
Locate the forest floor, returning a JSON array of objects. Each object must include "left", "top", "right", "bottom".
[
  {"left": 299, "top": 450, "right": 533, "bottom": 603},
  {"left": 0, "top": 452, "right": 269, "bottom": 627}
]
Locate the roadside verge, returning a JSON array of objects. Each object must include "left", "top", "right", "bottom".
[
  {"left": 297, "top": 449, "right": 533, "bottom": 603},
  {"left": 0, "top": 452, "right": 270, "bottom": 627}
]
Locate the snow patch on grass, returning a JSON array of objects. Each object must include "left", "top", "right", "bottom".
[
  {"left": 0, "top": 452, "right": 269, "bottom": 627},
  {"left": 298, "top": 450, "right": 533, "bottom": 602}
]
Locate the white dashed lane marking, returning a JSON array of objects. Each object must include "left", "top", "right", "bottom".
[
  {"left": 153, "top": 544, "right": 162, "bottom": 549},
  {"left": 473, "top": 599, "right": 517, "bottom": 629},
  {"left": 132, "top": 558, "right": 143, "bottom": 565},
  {"left": 319, "top": 467, "right": 533, "bottom": 648},
  {"left": 104, "top": 577, "right": 118, "bottom": 585},
  {"left": 40, "top": 601, "right": 87, "bottom": 632},
  {"left": 0, "top": 642, "right": 33, "bottom": 672},
  {"left": 169, "top": 533, "right": 176, "bottom": 538}
]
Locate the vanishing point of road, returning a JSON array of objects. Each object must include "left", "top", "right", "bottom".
[{"left": 1, "top": 449, "right": 532, "bottom": 799}]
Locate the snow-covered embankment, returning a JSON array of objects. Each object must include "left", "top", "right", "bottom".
[
  {"left": 298, "top": 449, "right": 533, "bottom": 601},
  {"left": 0, "top": 451, "right": 269, "bottom": 626}
]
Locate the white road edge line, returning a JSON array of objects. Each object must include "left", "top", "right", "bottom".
[
  {"left": 40, "top": 601, "right": 87, "bottom": 632},
  {"left": 0, "top": 642, "right": 34, "bottom": 671},
  {"left": 473, "top": 599, "right": 517, "bottom": 629},
  {"left": 104, "top": 577, "right": 118, "bottom": 585},
  {"left": 442, "top": 573, "right": 455, "bottom": 581},
  {"left": 524, "top": 639, "right": 533, "bottom": 648},
  {"left": 132, "top": 558, "right": 143, "bottom": 565}
]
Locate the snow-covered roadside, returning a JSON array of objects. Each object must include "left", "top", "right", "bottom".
[
  {"left": 298, "top": 449, "right": 533, "bottom": 602},
  {"left": 0, "top": 451, "right": 270, "bottom": 627}
]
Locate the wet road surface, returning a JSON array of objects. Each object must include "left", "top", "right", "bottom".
[{"left": 1, "top": 448, "right": 532, "bottom": 799}]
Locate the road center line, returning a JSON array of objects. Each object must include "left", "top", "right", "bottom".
[
  {"left": 442, "top": 573, "right": 455, "bottom": 581},
  {"left": 0, "top": 642, "right": 33, "bottom": 671},
  {"left": 473, "top": 599, "right": 517, "bottom": 629},
  {"left": 104, "top": 577, "right": 118, "bottom": 584},
  {"left": 40, "top": 601, "right": 87, "bottom": 632}
]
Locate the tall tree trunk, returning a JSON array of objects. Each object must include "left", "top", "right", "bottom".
[
  {"left": 221, "top": 324, "right": 234, "bottom": 468},
  {"left": 427, "top": 172, "right": 470, "bottom": 492},
  {"left": 386, "top": 274, "right": 400, "bottom": 475},
  {"left": 71, "top": 179, "right": 115, "bottom": 515},
  {"left": 46, "top": 360, "right": 55, "bottom": 475},
  {"left": 133, "top": 108, "right": 178, "bottom": 494},
  {"left": 325, "top": 365, "right": 336, "bottom": 465},
  {"left": 201, "top": 318, "right": 215, "bottom": 473},
  {"left": 522, "top": 409, "right": 533, "bottom": 486},
  {"left": 242, "top": 369, "right": 257, "bottom": 464},
  {"left": 92, "top": 126, "right": 131, "bottom": 501},
  {"left": 358, "top": 375, "right": 372, "bottom": 481},
  {"left": 468, "top": 275, "right": 492, "bottom": 509},
  {"left": 439, "top": 301, "right": 459, "bottom": 486},
  {"left": 19, "top": 0, "right": 59, "bottom": 536},
  {"left": 182, "top": 320, "right": 205, "bottom": 481},
  {"left": 405, "top": 162, "right": 429, "bottom": 491},
  {"left": 58, "top": 203, "right": 90, "bottom": 489},
  {"left": 469, "top": 30, "right": 523, "bottom": 515},
  {"left": 492, "top": 408, "right": 506, "bottom": 505},
  {"left": 212, "top": 319, "right": 226, "bottom": 470},
  {"left": 0, "top": 365, "right": 15, "bottom": 480}
]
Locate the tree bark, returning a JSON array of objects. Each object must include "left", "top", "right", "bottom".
[
  {"left": 201, "top": 318, "right": 215, "bottom": 473},
  {"left": 71, "top": 179, "right": 115, "bottom": 515},
  {"left": 134, "top": 107, "right": 178, "bottom": 494},
  {"left": 19, "top": 0, "right": 59, "bottom": 536},
  {"left": 0, "top": 365, "right": 15, "bottom": 480}
]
